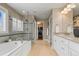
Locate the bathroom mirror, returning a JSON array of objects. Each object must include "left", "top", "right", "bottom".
[
  {"left": 73, "top": 17, "right": 79, "bottom": 37},
  {"left": 73, "top": 4, "right": 79, "bottom": 37}
]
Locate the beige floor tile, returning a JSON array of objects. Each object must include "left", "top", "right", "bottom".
[{"left": 28, "top": 40, "right": 58, "bottom": 56}]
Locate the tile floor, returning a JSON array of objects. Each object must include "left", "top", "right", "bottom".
[{"left": 28, "top": 40, "right": 58, "bottom": 56}]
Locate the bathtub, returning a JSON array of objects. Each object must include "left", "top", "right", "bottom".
[{"left": 0, "top": 41, "right": 31, "bottom": 56}]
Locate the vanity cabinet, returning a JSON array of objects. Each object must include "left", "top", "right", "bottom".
[
  {"left": 53, "top": 35, "right": 79, "bottom": 56},
  {"left": 69, "top": 40, "right": 79, "bottom": 56},
  {"left": 53, "top": 36, "right": 69, "bottom": 56},
  {"left": 69, "top": 48, "right": 79, "bottom": 56}
]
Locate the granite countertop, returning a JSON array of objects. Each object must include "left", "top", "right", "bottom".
[{"left": 55, "top": 33, "right": 79, "bottom": 43}]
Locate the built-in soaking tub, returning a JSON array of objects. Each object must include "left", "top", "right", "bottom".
[{"left": 0, "top": 41, "right": 31, "bottom": 56}]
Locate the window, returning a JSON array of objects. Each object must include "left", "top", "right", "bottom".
[
  {"left": 12, "top": 18, "right": 17, "bottom": 31},
  {"left": 18, "top": 20, "right": 23, "bottom": 31},
  {"left": 12, "top": 17, "right": 23, "bottom": 32},
  {"left": 0, "top": 8, "right": 7, "bottom": 33}
]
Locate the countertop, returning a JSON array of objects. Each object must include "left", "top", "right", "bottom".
[{"left": 55, "top": 33, "right": 79, "bottom": 43}]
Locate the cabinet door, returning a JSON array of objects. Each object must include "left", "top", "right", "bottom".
[
  {"left": 69, "top": 48, "right": 79, "bottom": 56},
  {"left": 53, "top": 36, "right": 69, "bottom": 56},
  {"left": 69, "top": 41, "right": 79, "bottom": 56},
  {"left": 69, "top": 41, "right": 79, "bottom": 51},
  {"left": 53, "top": 36, "right": 61, "bottom": 55},
  {"left": 53, "top": 36, "right": 58, "bottom": 50},
  {"left": 56, "top": 36, "right": 64, "bottom": 55},
  {"left": 59, "top": 38, "right": 69, "bottom": 56},
  {"left": 59, "top": 44, "right": 69, "bottom": 56}
]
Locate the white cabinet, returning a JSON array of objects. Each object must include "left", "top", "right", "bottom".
[
  {"left": 69, "top": 48, "right": 79, "bottom": 56},
  {"left": 69, "top": 41, "right": 79, "bottom": 51},
  {"left": 53, "top": 36, "right": 61, "bottom": 52},
  {"left": 53, "top": 35, "right": 79, "bottom": 56},
  {"left": 53, "top": 35, "right": 69, "bottom": 56},
  {"left": 53, "top": 36, "right": 58, "bottom": 52},
  {"left": 69, "top": 41, "right": 79, "bottom": 56}
]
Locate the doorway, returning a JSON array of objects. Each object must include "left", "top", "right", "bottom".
[
  {"left": 37, "top": 21, "right": 43, "bottom": 40},
  {"left": 38, "top": 27, "right": 43, "bottom": 39}
]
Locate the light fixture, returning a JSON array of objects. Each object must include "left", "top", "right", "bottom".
[
  {"left": 61, "top": 11, "right": 64, "bottom": 14},
  {"left": 71, "top": 4, "right": 76, "bottom": 8},
  {"left": 64, "top": 8, "right": 71, "bottom": 12},
  {"left": 67, "top": 4, "right": 76, "bottom": 9},
  {"left": 61, "top": 11, "right": 68, "bottom": 14},
  {"left": 61, "top": 3, "right": 76, "bottom": 15},
  {"left": 63, "top": 11, "right": 68, "bottom": 14},
  {"left": 67, "top": 4, "right": 71, "bottom": 8}
]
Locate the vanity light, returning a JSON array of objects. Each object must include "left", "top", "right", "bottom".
[
  {"left": 71, "top": 4, "right": 76, "bottom": 8},
  {"left": 67, "top": 4, "right": 76, "bottom": 9},
  {"left": 67, "top": 8, "right": 72, "bottom": 11},
  {"left": 61, "top": 11, "right": 64, "bottom": 14},
  {"left": 64, "top": 8, "right": 71, "bottom": 12},
  {"left": 67, "top": 4, "right": 71, "bottom": 8},
  {"left": 61, "top": 11, "right": 68, "bottom": 14},
  {"left": 63, "top": 11, "right": 68, "bottom": 14},
  {"left": 61, "top": 4, "right": 76, "bottom": 15}
]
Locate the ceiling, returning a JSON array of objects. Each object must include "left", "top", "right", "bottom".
[{"left": 7, "top": 3, "right": 67, "bottom": 20}]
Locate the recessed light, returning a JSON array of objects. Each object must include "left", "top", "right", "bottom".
[{"left": 37, "top": 22, "right": 41, "bottom": 25}]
